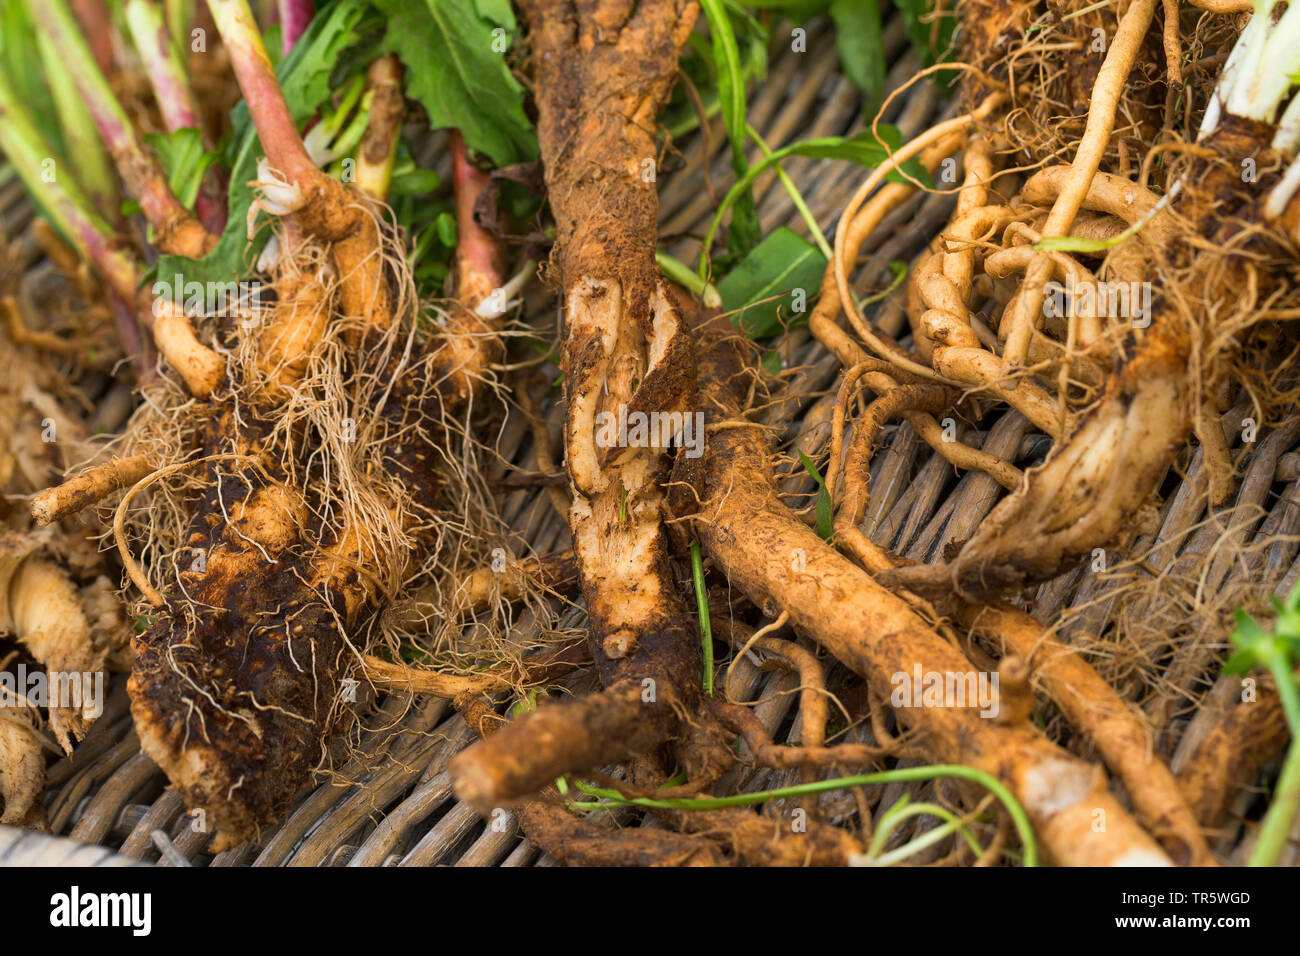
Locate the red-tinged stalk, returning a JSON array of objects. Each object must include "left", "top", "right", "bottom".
[
  {"left": 450, "top": 129, "right": 503, "bottom": 309},
  {"left": 207, "top": 0, "right": 389, "bottom": 327},
  {"left": 125, "top": 0, "right": 202, "bottom": 131},
  {"left": 206, "top": 0, "right": 321, "bottom": 190},
  {"left": 277, "top": 0, "right": 315, "bottom": 55},
  {"left": 70, "top": 0, "right": 114, "bottom": 74},
  {"left": 31, "top": 0, "right": 217, "bottom": 259},
  {"left": 110, "top": 294, "right": 159, "bottom": 384},
  {"left": 123, "top": 0, "right": 228, "bottom": 234},
  {"left": 33, "top": 29, "right": 119, "bottom": 220},
  {"left": 0, "top": 67, "right": 222, "bottom": 396}
]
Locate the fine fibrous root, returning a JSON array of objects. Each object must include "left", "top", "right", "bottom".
[{"left": 117, "top": 0, "right": 516, "bottom": 849}]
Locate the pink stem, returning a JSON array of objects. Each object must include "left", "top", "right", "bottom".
[
  {"left": 451, "top": 130, "right": 503, "bottom": 301},
  {"left": 110, "top": 292, "right": 159, "bottom": 383},
  {"left": 128, "top": 0, "right": 202, "bottom": 132},
  {"left": 207, "top": 0, "right": 320, "bottom": 189},
  {"left": 35, "top": 0, "right": 213, "bottom": 254},
  {"left": 277, "top": 0, "right": 315, "bottom": 55},
  {"left": 125, "top": 0, "right": 231, "bottom": 234}
]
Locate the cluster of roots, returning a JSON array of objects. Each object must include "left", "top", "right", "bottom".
[
  {"left": 0, "top": 230, "right": 133, "bottom": 829},
  {"left": 443, "top": 0, "right": 1300, "bottom": 866},
  {"left": 10, "top": 0, "right": 1300, "bottom": 867}
]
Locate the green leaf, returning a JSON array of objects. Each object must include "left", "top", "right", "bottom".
[
  {"left": 389, "top": 165, "right": 442, "bottom": 197},
  {"left": 145, "top": 128, "right": 220, "bottom": 209},
  {"left": 434, "top": 210, "right": 458, "bottom": 248},
  {"left": 738, "top": 0, "right": 830, "bottom": 16},
  {"left": 701, "top": 0, "right": 766, "bottom": 264},
  {"left": 717, "top": 227, "right": 827, "bottom": 339},
  {"left": 701, "top": 128, "right": 928, "bottom": 279},
  {"left": 372, "top": 0, "right": 536, "bottom": 166},
  {"left": 1223, "top": 608, "right": 1275, "bottom": 676},
  {"left": 797, "top": 450, "right": 834, "bottom": 540},
  {"left": 830, "top": 0, "right": 886, "bottom": 106},
  {"left": 156, "top": 0, "right": 376, "bottom": 285},
  {"left": 472, "top": 0, "right": 517, "bottom": 29},
  {"left": 1221, "top": 648, "right": 1257, "bottom": 677}
]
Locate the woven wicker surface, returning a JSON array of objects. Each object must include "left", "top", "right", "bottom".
[{"left": 4, "top": 15, "right": 1298, "bottom": 867}]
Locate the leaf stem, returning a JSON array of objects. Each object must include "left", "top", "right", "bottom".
[
  {"left": 205, "top": 0, "right": 320, "bottom": 189},
  {"left": 690, "top": 541, "right": 714, "bottom": 696},
  {"left": 1249, "top": 657, "right": 1300, "bottom": 865},
  {"left": 656, "top": 251, "right": 721, "bottom": 307},
  {"left": 0, "top": 67, "right": 137, "bottom": 305},
  {"left": 569, "top": 764, "right": 1038, "bottom": 866},
  {"left": 31, "top": 0, "right": 214, "bottom": 255},
  {"left": 32, "top": 29, "right": 119, "bottom": 218},
  {"left": 277, "top": 0, "right": 316, "bottom": 56},
  {"left": 745, "top": 123, "right": 832, "bottom": 262},
  {"left": 125, "top": 0, "right": 203, "bottom": 133}
]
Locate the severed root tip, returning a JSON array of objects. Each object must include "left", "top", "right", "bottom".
[
  {"left": 994, "top": 655, "right": 1035, "bottom": 726},
  {"left": 938, "top": 332, "right": 1190, "bottom": 596},
  {"left": 150, "top": 300, "right": 226, "bottom": 399},
  {"left": 449, "top": 678, "right": 674, "bottom": 815},
  {"left": 31, "top": 454, "right": 157, "bottom": 526}
]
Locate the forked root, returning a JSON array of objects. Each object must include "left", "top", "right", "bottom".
[{"left": 671, "top": 316, "right": 1172, "bottom": 866}]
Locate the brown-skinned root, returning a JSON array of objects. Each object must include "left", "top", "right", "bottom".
[
  {"left": 869, "top": 0, "right": 1300, "bottom": 598},
  {"left": 809, "top": 133, "right": 1024, "bottom": 492},
  {"left": 887, "top": 99, "right": 1297, "bottom": 595},
  {"left": 0, "top": 337, "right": 123, "bottom": 757},
  {"left": 362, "top": 640, "right": 590, "bottom": 700},
  {"left": 446, "top": 674, "right": 728, "bottom": 866},
  {"left": 1174, "top": 676, "right": 1289, "bottom": 831},
  {"left": 74, "top": 10, "right": 518, "bottom": 847},
  {"left": 121, "top": 237, "right": 508, "bottom": 849},
  {"left": 0, "top": 535, "right": 109, "bottom": 754},
  {"left": 450, "top": 0, "right": 736, "bottom": 816},
  {"left": 455, "top": 677, "right": 861, "bottom": 866},
  {"left": 824, "top": 373, "right": 1211, "bottom": 863},
  {"left": 0, "top": 697, "right": 47, "bottom": 828},
  {"left": 960, "top": 604, "right": 1215, "bottom": 865},
  {"left": 668, "top": 314, "right": 1172, "bottom": 866}
]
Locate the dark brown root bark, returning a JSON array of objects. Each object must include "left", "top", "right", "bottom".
[{"left": 518, "top": 798, "right": 726, "bottom": 865}]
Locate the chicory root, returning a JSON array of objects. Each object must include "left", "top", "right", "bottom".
[
  {"left": 672, "top": 314, "right": 1172, "bottom": 866},
  {"left": 111, "top": 0, "right": 532, "bottom": 848},
  {"left": 451, "top": 0, "right": 732, "bottom": 813}
]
